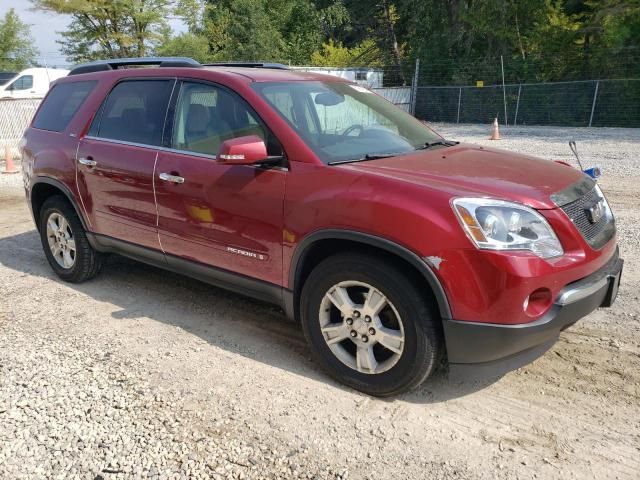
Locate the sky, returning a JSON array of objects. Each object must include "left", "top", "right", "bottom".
[
  {"left": 1, "top": 1, "right": 186, "bottom": 68},
  {"left": 1, "top": 1, "right": 71, "bottom": 67}
]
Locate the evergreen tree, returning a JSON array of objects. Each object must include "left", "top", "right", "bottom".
[{"left": 0, "top": 9, "right": 39, "bottom": 70}]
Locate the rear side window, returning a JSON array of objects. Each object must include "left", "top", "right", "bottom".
[
  {"left": 92, "top": 80, "right": 173, "bottom": 146},
  {"left": 32, "top": 81, "right": 97, "bottom": 132}
]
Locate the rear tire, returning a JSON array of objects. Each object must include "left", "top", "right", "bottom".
[
  {"left": 39, "top": 195, "right": 103, "bottom": 283},
  {"left": 300, "top": 252, "right": 442, "bottom": 397}
]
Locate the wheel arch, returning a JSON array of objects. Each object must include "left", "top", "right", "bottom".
[
  {"left": 287, "top": 229, "right": 452, "bottom": 322},
  {"left": 30, "top": 177, "right": 89, "bottom": 232}
]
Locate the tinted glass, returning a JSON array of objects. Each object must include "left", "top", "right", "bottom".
[
  {"left": 9, "top": 75, "right": 33, "bottom": 90},
  {"left": 0, "top": 73, "right": 16, "bottom": 86},
  {"left": 32, "top": 81, "right": 97, "bottom": 132},
  {"left": 254, "top": 81, "right": 441, "bottom": 164},
  {"left": 172, "top": 81, "right": 281, "bottom": 157},
  {"left": 95, "top": 80, "right": 173, "bottom": 146}
]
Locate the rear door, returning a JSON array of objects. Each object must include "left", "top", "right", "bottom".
[
  {"left": 154, "top": 80, "right": 286, "bottom": 285},
  {"left": 77, "top": 79, "right": 174, "bottom": 250}
]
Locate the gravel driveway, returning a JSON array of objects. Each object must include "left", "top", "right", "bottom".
[{"left": 1, "top": 124, "right": 639, "bottom": 479}]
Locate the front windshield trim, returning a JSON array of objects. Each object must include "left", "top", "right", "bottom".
[{"left": 251, "top": 81, "right": 442, "bottom": 165}]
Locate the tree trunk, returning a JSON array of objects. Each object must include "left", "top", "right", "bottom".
[
  {"left": 514, "top": 6, "right": 525, "bottom": 60},
  {"left": 381, "top": 0, "right": 405, "bottom": 84}
]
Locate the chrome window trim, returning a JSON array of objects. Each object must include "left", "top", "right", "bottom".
[
  {"left": 84, "top": 135, "right": 217, "bottom": 159},
  {"left": 82, "top": 135, "right": 289, "bottom": 172}
]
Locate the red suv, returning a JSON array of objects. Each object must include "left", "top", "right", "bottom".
[{"left": 22, "top": 57, "right": 623, "bottom": 396}]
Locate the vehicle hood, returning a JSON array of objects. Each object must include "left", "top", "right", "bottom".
[{"left": 340, "top": 143, "right": 585, "bottom": 210}]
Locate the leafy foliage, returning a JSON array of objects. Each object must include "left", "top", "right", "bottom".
[
  {"left": 32, "top": 0, "right": 172, "bottom": 62},
  {"left": 310, "top": 39, "right": 382, "bottom": 67},
  {"left": 27, "top": 0, "right": 640, "bottom": 83},
  {"left": 0, "top": 9, "right": 38, "bottom": 70},
  {"left": 155, "top": 32, "right": 212, "bottom": 62}
]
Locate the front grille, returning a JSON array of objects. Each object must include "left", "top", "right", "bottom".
[{"left": 560, "top": 186, "right": 615, "bottom": 249}]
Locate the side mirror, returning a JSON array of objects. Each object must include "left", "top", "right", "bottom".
[{"left": 217, "top": 135, "right": 268, "bottom": 165}]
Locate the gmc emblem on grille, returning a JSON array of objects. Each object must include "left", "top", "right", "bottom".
[{"left": 586, "top": 199, "right": 605, "bottom": 224}]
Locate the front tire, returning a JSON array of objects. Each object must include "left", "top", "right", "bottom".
[
  {"left": 39, "top": 195, "right": 103, "bottom": 283},
  {"left": 300, "top": 253, "right": 442, "bottom": 396}
]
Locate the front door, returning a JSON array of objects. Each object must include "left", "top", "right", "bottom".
[
  {"left": 2, "top": 74, "right": 35, "bottom": 99},
  {"left": 154, "top": 80, "right": 286, "bottom": 285},
  {"left": 76, "top": 79, "right": 174, "bottom": 250}
]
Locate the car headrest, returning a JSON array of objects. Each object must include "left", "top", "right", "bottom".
[{"left": 186, "top": 104, "right": 209, "bottom": 134}]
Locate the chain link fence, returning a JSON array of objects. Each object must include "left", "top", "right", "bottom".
[
  {"left": 0, "top": 98, "right": 41, "bottom": 158},
  {"left": 415, "top": 79, "right": 640, "bottom": 127},
  {"left": 294, "top": 63, "right": 640, "bottom": 127}
]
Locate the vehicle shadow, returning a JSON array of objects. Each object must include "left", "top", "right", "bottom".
[{"left": 0, "top": 229, "right": 501, "bottom": 404}]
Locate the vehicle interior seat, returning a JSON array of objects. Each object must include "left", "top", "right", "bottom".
[{"left": 184, "top": 103, "right": 232, "bottom": 155}]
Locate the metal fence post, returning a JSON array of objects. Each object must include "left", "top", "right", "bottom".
[
  {"left": 589, "top": 80, "right": 600, "bottom": 127},
  {"left": 456, "top": 87, "right": 462, "bottom": 123},
  {"left": 501, "top": 55, "right": 508, "bottom": 126},
  {"left": 410, "top": 58, "right": 420, "bottom": 116},
  {"left": 514, "top": 84, "right": 522, "bottom": 126}
]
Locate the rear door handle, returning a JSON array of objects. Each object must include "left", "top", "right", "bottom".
[
  {"left": 159, "top": 172, "right": 185, "bottom": 184},
  {"left": 79, "top": 157, "right": 97, "bottom": 167}
]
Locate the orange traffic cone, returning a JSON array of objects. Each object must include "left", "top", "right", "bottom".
[
  {"left": 3, "top": 144, "right": 19, "bottom": 174},
  {"left": 489, "top": 118, "right": 501, "bottom": 140}
]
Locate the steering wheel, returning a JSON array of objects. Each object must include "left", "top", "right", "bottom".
[{"left": 342, "top": 125, "right": 364, "bottom": 137}]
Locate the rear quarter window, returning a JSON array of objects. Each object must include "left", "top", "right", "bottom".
[{"left": 32, "top": 81, "right": 97, "bottom": 132}]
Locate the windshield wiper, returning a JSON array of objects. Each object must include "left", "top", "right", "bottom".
[
  {"left": 328, "top": 152, "right": 402, "bottom": 165},
  {"left": 417, "top": 139, "right": 459, "bottom": 150}
]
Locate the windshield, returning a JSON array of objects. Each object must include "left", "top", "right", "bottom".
[{"left": 252, "top": 81, "right": 442, "bottom": 164}]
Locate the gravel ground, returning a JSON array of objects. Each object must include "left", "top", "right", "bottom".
[{"left": 1, "top": 124, "right": 639, "bottom": 479}]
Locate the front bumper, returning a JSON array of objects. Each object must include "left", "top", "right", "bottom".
[{"left": 444, "top": 249, "right": 623, "bottom": 380}]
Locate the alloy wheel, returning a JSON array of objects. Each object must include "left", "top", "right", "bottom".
[
  {"left": 46, "top": 212, "right": 76, "bottom": 269},
  {"left": 318, "top": 281, "right": 405, "bottom": 374}
]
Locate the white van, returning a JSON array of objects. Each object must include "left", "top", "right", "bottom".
[{"left": 0, "top": 68, "right": 70, "bottom": 99}]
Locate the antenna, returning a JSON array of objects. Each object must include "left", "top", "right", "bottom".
[
  {"left": 568, "top": 141, "right": 584, "bottom": 171},
  {"left": 43, "top": 58, "right": 51, "bottom": 84}
]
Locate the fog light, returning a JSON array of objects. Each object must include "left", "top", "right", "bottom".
[{"left": 524, "top": 288, "right": 552, "bottom": 317}]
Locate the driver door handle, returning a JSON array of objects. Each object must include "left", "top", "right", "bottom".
[
  {"left": 159, "top": 172, "right": 185, "bottom": 184},
  {"left": 79, "top": 157, "right": 97, "bottom": 167}
]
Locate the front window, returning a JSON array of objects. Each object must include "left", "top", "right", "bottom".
[
  {"left": 253, "top": 81, "right": 441, "bottom": 164},
  {"left": 8, "top": 75, "right": 33, "bottom": 91},
  {"left": 171, "top": 81, "right": 282, "bottom": 157}
]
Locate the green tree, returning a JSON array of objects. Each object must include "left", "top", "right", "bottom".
[
  {"left": 203, "top": 0, "right": 284, "bottom": 61},
  {"left": 281, "top": 0, "right": 323, "bottom": 64},
  {"left": 155, "top": 32, "right": 212, "bottom": 62},
  {"left": 31, "top": 0, "right": 173, "bottom": 62},
  {"left": 310, "top": 39, "right": 382, "bottom": 66},
  {"left": 0, "top": 9, "right": 38, "bottom": 71},
  {"left": 154, "top": 0, "right": 639, "bottom": 82},
  {"left": 164, "top": 0, "right": 341, "bottom": 64}
]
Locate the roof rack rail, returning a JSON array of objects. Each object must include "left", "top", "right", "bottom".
[
  {"left": 204, "top": 62, "right": 289, "bottom": 70},
  {"left": 69, "top": 57, "right": 202, "bottom": 76}
]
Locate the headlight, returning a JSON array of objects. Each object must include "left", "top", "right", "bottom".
[
  {"left": 452, "top": 198, "right": 563, "bottom": 259},
  {"left": 593, "top": 184, "right": 614, "bottom": 222}
]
